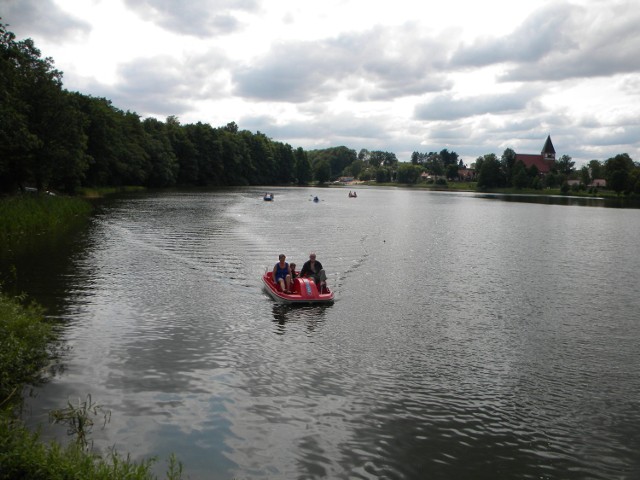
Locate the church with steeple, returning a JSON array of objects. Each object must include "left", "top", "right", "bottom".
[{"left": 515, "top": 135, "right": 556, "bottom": 174}]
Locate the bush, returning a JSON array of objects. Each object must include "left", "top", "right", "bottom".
[
  {"left": 0, "top": 293, "right": 53, "bottom": 408},
  {"left": 0, "top": 417, "right": 182, "bottom": 480}
]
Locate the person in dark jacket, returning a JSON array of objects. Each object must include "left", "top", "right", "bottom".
[{"left": 300, "top": 252, "right": 327, "bottom": 291}]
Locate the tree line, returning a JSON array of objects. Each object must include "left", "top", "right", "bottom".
[{"left": 2, "top": 22, "right": 639, "bottom": 195}]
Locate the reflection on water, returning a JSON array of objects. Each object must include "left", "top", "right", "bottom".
[
  {"left": 476, "top": 191, "right": 640, "bottom": 208},
  {"left": 270, "top": 303, "right": 329, "bottom": 334},
  {"left": 12, "top": 187, "right": 640, "bottom": 479}
]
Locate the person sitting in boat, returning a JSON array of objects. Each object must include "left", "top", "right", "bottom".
[
  {"left": 290, "top": 262, "right": 298, "bottom": 280},
  {"left": 273, "top": 254, "right": 292, "bottom": 293},
  {"left": 300, "top": 252, "right": 327, "bottom": 291}
]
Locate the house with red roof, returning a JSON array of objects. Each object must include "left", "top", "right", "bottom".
[{"left": 515, "top": 135, "right": 556, "bottom": 174}]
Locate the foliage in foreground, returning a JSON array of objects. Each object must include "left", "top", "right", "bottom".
[
  {"left": 0, "top": 416, "right": 183, "bottom": 480},
  {"left": 0, "top": 291, "right": 183, "bottom": 479},
  {"left": 0, "top": 293, "right": 53, "bottom": 409}
]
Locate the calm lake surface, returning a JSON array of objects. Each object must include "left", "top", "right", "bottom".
[{"left": 14, "top": 187, "right": 640, "bottom": 479}]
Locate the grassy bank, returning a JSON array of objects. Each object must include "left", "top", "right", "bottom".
[{"left": 0, "top": 195, "right": 92, "bottom": 250}]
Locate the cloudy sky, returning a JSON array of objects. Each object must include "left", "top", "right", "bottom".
[{"left": 3, "top": 0, "right": 640, "bottom": 166}]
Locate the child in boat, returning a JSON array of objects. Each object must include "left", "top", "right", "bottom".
[{"left": 290, "top": 263, "right": 298, "bottom": 279}]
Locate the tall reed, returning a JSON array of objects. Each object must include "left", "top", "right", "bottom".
[{"left": 0, "top": 195, "right": 92, "bottom": 253}]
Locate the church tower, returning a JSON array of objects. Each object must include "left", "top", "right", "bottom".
[{"left": 542, "top": 135, "right": 556, "bottom": 161}]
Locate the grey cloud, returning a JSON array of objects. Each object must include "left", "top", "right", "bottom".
[
  {"left": 450, "top": 1, "right": 640, "bottom": 82},
  {"left": 414, "top": 88, "right": 539, "bottom": 121},
  {"left": 123, "top": 0, "right": 259, "bottom": 37},
  {"left": 450, "top": 2, "right": 576, "bottom": 67},
  {"left": 1, "top": 0, "right": 91, "bottom": 42},
  {"left": 80, "top": 52, "right": 231, "bottom": 117},
  {"left": 233, "top": 25, "right": 451, "bottom": 103},
  {"left": 242, "top": 111, "right": 389, "bottom": 144},
  {"left": 588, "top": 123, "right": 640, "bottom": 148},
  {"left": 502, "top": 8, "right": 640, "bottom": 81}
]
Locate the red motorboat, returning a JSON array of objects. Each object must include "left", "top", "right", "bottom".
[{"left": 262, "top": 271, "right": 334, "bottom": 304}]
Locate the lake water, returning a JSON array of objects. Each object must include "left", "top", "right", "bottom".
[{"left": 14, "top": 187, "right": 640, "bottom": 479}]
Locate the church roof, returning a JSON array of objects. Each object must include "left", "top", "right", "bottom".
[
  {"left": 542, "top": 135, "right": 555, "bottom": 155},
  {"left": 515, "top": 153, "right": 554, "bottom": 174}
]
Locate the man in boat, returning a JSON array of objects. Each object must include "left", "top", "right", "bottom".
[{"left": 300, "top": 252, "right": 327, "bottom": 292}]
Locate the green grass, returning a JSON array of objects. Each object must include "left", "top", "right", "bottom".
[
  {"left": 0, "top": 195, "right": 92, "bottom": 250},
  {"left": 0, "top": 416, "right": 183, "bottom": 480}
]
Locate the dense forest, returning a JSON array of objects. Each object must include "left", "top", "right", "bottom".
[{"left": 2, "top": 22, "right": 639, "bottom": 195}]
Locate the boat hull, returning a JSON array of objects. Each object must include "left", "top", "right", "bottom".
[{"left": 262, "top": 272, "right": 334, "bottom": 304}]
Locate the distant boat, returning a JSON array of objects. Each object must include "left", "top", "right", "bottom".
[
  {"left": 313, "top": 196, "right": 319, "bottom": 203},
  {"left": 348, "top": 191, "right": 357, "bottom": 198},
  {"left": 263, "top": 193, "right": 274, "bottom": 201}
]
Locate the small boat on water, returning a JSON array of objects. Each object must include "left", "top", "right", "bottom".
[
  {"left": 263, "top": 193, "right": 274, "bottom": 201},
  {"left": 348, "top": 191, "right": 357, "bottom": 198},
  {"left": 313, "top": 196, "right": 319, "bottom": 203},
  {"left": 262, "top": 271, "right": 334, "bottom": 304}
]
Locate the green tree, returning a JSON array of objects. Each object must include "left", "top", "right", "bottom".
[
  {"left": 397, "top": 163, "right": 422, "bottom": 184},
  {"left": 446, "top": 163, "right": 458, "bottom": 180},
  {"left": 580, "top": 165, "right": 590, "bottom": 186},
  {"left": 501, "top": 148, "right": 517, "bottom": 185},
  {"left": 588, "top": 159, "right": 604, "bottom": 180},
  {"left": 628, "top": 167, "right": 640, "bottom": 194},
  {"left": 358, "top": 148, "right": 371, "bottom": 164},
  {"left": 219, "top": 128, "right": 251, "bottom": 185},
  {"left": 376, "top": 166, "right": 391, "bottom": 183},
  {"left": 605, "top": 153, "right": 634, "bottom": 194},
  {"left": 555, "top": 154, "right": 575, "bottom": 175},
  {"left": 166, "top": 116, "right": 199, "bottom": 186},
  {"left": 120, "top": 112, "right": 151, "bottom": 185},
  {"left": 184, "top": 122, "right": 224, "bottom": 186},
  {"left": 241, "top": 130, "right": 273, "bottom": 185},
  {"left": 476, "top": 154, "right": 504, "bottom": 189},
  {"left": 424, "top": 152, "right": 444, "bottom": 176},
  {"left": 369, "top": 150, "right": 398, "bottom": 168},
  {"left": 346, "top": 159, "right": 364, "bottom": 179},
  {"left": 0, "top": 24, "right": 88, "bottom": 193},
  {"left": 142, "top": 118, "right": 178, "bottom": 187},
  {"left": 273, "top": 142, "right": 295, "bottom": 184},
  {"left": 0, "top": 24, "right": 38, "bottom": 192},
  {"left": 440, "top": 149, "right": 459, "bottom": 167},
  {"left": 512, "top": 161, "right": 529, "bottom": 189},
  {"left": 294, "top": 147, "right": 312, "bottom": 185},
  {"left": 308, "top": 146, "right": 357, "bottom": 181},
  {"left": 313, "top": 160, "right": 330, "bottom": 184}
]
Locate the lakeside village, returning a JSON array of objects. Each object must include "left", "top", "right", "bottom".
[{"left": 336, "top": 135, "right": 614, "bottom": 194}]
